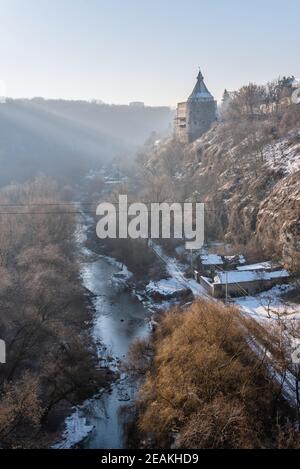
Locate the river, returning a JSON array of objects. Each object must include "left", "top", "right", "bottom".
[
  {"left": 81, "top": 255, "right": 149, "bottom": 448},
  {"left": 55, "top": 214, "right": 150, "bottom": 449}
]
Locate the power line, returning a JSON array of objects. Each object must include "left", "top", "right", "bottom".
[
  {"left": 0, "top": 202, "right": 217, "bottom": 207},
  {"left": 0, "top": 211, "right": 85, "bottom": 215},
  {"left": 0, "top": 209, "right": 227, "bottom": 215},
  {"left": 0, "top": 201, "right": 297, "bottom": 217},
  {"left": 214, "top": 265, "right": 250, "bottom": 299},
  {"left": 0, "top": 202, "right": 297, "bottom": 209},
  {"left": 0, "top": 208, "right": 297, "bottom": 215}
]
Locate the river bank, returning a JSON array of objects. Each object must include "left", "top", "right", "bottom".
[{"left": 53, "top": 211, "right": 152, "bottom": 449}]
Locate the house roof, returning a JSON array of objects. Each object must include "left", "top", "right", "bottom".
[
  {"left": 237, "top": 261, "right": 274, "bottom": 271},
  {"left": 188, "top": 70, "right": 214, "bottom": 102},
  {"left": 214, "top": 269, "right": 289, "bottom": 285},
  {"left": 200, "top": 254, "right": 224, "bottom": 265}
]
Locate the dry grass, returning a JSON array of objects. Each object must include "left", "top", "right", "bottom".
[{"left": 130, "top": 300, "right": 299, "bottom": 448}]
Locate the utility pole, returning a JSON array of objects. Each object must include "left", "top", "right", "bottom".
[{"left": 225, "top": 271, "right": 228, "bottom": 305}]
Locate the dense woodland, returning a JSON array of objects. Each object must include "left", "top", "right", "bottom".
[{"left": 0, "top": 176, "right": 105, "bottom": 448}]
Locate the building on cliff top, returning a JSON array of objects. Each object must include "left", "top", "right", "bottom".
[{"left": 175, "top": 69, "right": 217, "bottom": 144}]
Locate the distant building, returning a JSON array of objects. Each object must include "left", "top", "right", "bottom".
[
  {"left": 194, "top": 253, "right": 245, "bottom": 278},
  {"left": 198, "top": 269, "right": 290, "bottom": 299},
  {"left": 174, "top": 70, "right": 217, "bottom": 144},
  {"left": 129, "top": 101, "right": 145, "bottom": 108}
]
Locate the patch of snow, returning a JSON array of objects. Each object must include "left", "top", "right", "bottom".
[
  {"left": 104, "top": 179, "right": 123, "bottom": 184},
  {"left": 52, "top": 408, "right": 94, "bottom": 449},
  {"left": 263, "top": 136, "right": 300, "bottom": 175},
  {"left": 235, "top": 284, "right": 300, "bottom": 320},
  {"left": 149, "top": 241, "right": 208, "bottom": 298},
  {"left": 101, "top": 255, "right": 133, "bottom": 280},
  {"left": 214, "top": 269, "right": 289, "bottom": 285},
  {"left": 146, "top": 278, "right": 188, "bottom": 297}
]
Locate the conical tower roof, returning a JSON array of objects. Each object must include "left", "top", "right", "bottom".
[{"left": 188, "top": 70, "right": 214, "bottom": 101}]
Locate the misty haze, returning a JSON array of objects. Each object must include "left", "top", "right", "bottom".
[{"left": 0, "top": 0, "right": 300, "bottom": 463}]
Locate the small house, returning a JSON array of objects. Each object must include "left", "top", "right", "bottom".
[{"left": 199, "top": 269, "right": 290, "bottom": 299}]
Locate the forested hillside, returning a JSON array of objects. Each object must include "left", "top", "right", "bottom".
[
  {"left": 0, "top": 177, "right": 105, "bottom": 448},
  {"left": 136, "top": 78, "right": 300, "bottom": 270}
]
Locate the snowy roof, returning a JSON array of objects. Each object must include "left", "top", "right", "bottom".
[
  {"left": 268, "top": 270, "right": 290, "bottom": 279},
  {"left": 237, "top": 261, "right": 273, "bottom": 271},
  {"left": 214, "top": 269, "right": 289, "bottom": 285},
  {"left": 224, "top": 254, "right": 246, "bottom": 264},
  {"left": 200, "top": 254, "right": 224, "bottom": 265},
  {"left": 188, "top": 70, "right": 214, "bottom": 101}
]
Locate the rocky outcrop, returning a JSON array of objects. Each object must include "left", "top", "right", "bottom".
[
  {"left": 256, "top": 171, "right": 300, "bottom": 270},
  {"left": 141, "top": 108, "right": 300, "bottom": 270}
]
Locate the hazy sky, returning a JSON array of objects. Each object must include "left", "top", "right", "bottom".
[{"left": 1, "top": 0, "right": 299, "bottom": 106}]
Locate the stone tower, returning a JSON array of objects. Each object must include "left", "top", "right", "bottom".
[{"left": 175, "top": 70, "right": 217, "bottom": 144}]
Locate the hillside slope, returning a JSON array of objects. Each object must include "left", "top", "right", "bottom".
[
  {"left": 139, "top": 104, "right": 300, "bottom": 269},
  {"left": 0, "top": 99, "right": 173, "bottom": 185}
]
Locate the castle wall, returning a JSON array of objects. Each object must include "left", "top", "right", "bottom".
[
  {"left": 175, "top": 99, "right": 217, "bottom": 144},
  {"left": 186, "top": 100, "right": 217, "bottom": 143},
  {"left": 174, "top": 102, "right": 188, "bottom": 143}
]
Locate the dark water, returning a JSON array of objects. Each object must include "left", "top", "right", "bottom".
[{"left": 81, "top": 256, "right": 149, "bottom": 448}]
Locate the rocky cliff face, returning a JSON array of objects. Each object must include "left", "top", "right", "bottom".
[
  {"left": 256, "top": 171, "right": 300, "bottom": 271},
  {"left": 140, "top": 106, "right": 300, "bottom": 270}
]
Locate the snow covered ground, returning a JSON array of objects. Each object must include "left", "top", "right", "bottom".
[
  {"left": 235, "top": 284, "right": 300, "bottom": 407},
  {"left": 53, "top": 408, "right": 94, "bottom": 449},
  {"left": 235, "top": 283, "right": 300, "bottom": 321},
  {"left": 101, "top": 255, "right": 133, "bottom": 281},
  {"left": 263, "top": 134, "right": 300, "bottom": 175},
  {"left": 149, "top": 241, "right": 209, "bottom": 299},
  {"left": 146, "top": 278, "right": 189, "bottom": 297}
]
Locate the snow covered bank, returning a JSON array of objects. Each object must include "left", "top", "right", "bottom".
[
  {"left": 146, "top": 278, "right": 190, "bottom": 299},
  {"left": 149, "top": 242, "right": 207, "bottom": 298},
  {"left": 101, "top": 255, "right": 133, "bottom": 281},
  {"left": 53, "top": 408, "right": 94, "bottom": 449}
]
